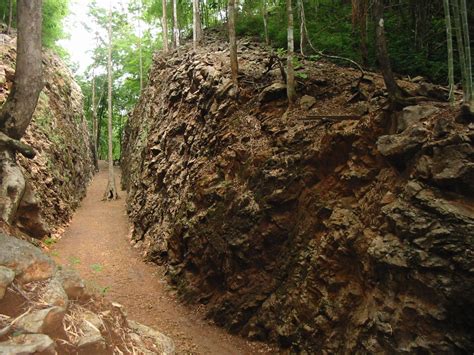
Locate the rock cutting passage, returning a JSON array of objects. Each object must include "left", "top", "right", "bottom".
[
  {"left": 1, "top": 1, "right": 474, "bottom": 354},
  {"left": 52, "top": 161, "right": 275, "bottom": 354}
]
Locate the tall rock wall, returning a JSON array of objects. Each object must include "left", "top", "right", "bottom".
[
  {"left": 122, "top": 33, "right": 473, "bottom": 353},
  {"left": 0, "top": 33, "right": 94, "bottom": 238}
]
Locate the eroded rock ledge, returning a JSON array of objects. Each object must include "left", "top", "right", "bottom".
[{"left": 122, "top": 32, "right": 474, "bottom": 353}]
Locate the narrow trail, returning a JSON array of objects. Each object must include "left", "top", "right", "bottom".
[{"left": 52, "top": 161, "right": 275, "bottom": 355}]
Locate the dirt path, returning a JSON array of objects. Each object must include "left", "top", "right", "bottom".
[{"left": 52, "top": 161, "right": 276, "bottom": 354}]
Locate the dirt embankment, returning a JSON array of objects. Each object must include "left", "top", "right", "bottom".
[
  {"left": 0, "top": 33, "right": 94, "bottom": 239},
  {"left": 122, "top": 31, "right": 473, "bottom": 353}
]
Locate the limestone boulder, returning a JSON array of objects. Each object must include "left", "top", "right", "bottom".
[
  {"left": 0, "top": 265, "right": 15, "bottom": 300},
  {"left": 0, "top": 233, "right": 55, "bottom": 283},
  {"left": 0, "top": 334, "right": 55, "bottom": 355}
]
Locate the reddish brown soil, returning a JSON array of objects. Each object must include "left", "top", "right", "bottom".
[{"left": 52, "top": 161, "right": 276, "bottom": 354}]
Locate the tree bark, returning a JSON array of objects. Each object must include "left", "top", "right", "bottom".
[
  {"left": 374, "top": 0, "right": 404, "bottom": 105},
  {"left": 287, "top": 0, "right": 296, "bottom": 104},
  {"left": 262, "top": 0, "right": 269, "bottom": 45},
  {"left": 162, "top": 0, "right": 169, "bottom": 52},
  {"left": 7, "top": 0, "right": 13, "bottom": 35},
  {"left": 459, "top": 0, "right": 472, "bottom": 106},
  {"left": 351, "top": 0, "right": 368, "bottom": 66},
  {"left": 443, "top": 0, "right": 455, "bottom": 105},
  {"left": 299, "top": 0, "right": 305, "bottom": 56},
  {"left": 193, "top": 0, "right": 202, "bottom": 50},
  {"left": 172, "top": 0, "right": 179, "bottom": 48},
  {"left": 451, "top": 0, "right": 468, "bottom": 102},
  {"left": 138, "top": 0, "right": 144, "bottom": 92},
  {"left": 228, "top": 0, "right": 238, "bottom": 90},
  {"left": 104, "top": 4, "right": 119, "bottom": 200},
  {"left": 91, "top": 71, "right": 99, "bottom": 170},
  {"left": 0, "top": 0, "right": 43, "bottom": 225}
]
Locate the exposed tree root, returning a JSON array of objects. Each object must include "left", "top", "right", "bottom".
[{"left": 103, "top": 180, "right": 119, "bottom": 201}]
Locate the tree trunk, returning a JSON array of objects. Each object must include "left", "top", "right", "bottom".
[
  {"left": 162, "top": 0, "right": 169, "bottom": 52},
  {"left": 298, "top": 0, "right": 306, "bottom": 56},
  {"left": 374, "top": 0, "right": 404, "bottom": 105},
  {"left": 287, "top": 0, "right": 296, "bottom": 104},
  {"left": 351, "top": 0, "right": 368, "bottom": 66},
  {"left": 228, "top": 0, "right": 238, "bottom": 90},
  {"left": 459, "top": 0, "right": 472, "bottom": 106},
  {"left": 104, "top": 4, "right": 119, "bottom": 201},
  {"left": 0, "top": 0, "right": 43, "bottom": 225},
  {"left": 7, "top": 0, "right": 13, "bottom": 35},
  {"left": 91, "top": 71, "right": 99, "bottom": 170},
  {"left": 193, "top": 0, "right": 202, "bottom": 50},
  {"left": 138, "top": 0, "right": 143, "bottom": 92},
  {"left": 451, "top": 0, "right": 468, "bottom": 102},
  {"left": 262, "top": 0, "right": 269, "bottom": 45},
  {"left": 172, "top": 0, "right": 179, "bottom": 48},
  {"left": 443, "top": 0, "right": 455, "bottom": 105}
]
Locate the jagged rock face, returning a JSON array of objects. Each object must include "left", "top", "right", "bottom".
[
  {"left": 0, "top": 233, "right": 175, "bottom": 354},
  {"left": 122, "top": 33, "right": 474, "bottom": 353},
  {"left": 0, "top": 34, "right": 94, "bottom": 237}
]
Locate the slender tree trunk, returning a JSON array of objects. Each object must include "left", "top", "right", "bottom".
[
  {"left": 443, "top": 0, "right": 455, "bottom": 105},
  {"left": 262, "top": 0, "right": 269, "bottom": 45},
  {"left": 193, "top": 0, "right": 202, "bottom": 50},
  {"left": 451, "top": 0, "right": 468, "bottom": 102},
  {"left": 7, "top": 0, "right": 13, "bottom": 35},
  {"left": 104, "top": 4, "right": 118, "bottom": 200},
  {"left": 228, "top": 0, "right": 238, "bottom": 90},
  {"left": 91, "top": 71, "right": 99, "bottom": 170},
  {"left": 374, "top": 0, "right": 404, "bottom": 105},
  {"left": 287, "top": 0, "right": 296, "bottom": 104},
  {"left": 459, "top": 0, "right": 472, "bottom": 106},
  {"left": 298, "top": 0, "right": 305, "bottom": 56},
  {"left": 138, "top": 0, "right": 143, "bottom": 91},
  {"left": 172, "top": 0, "right": 179, "bottom": 48},
  {"left": 0, "top": 0, "right": 43, "bottom": 225},
  {"left": 351, "top": 0, "right": 368, "bottom": 66},
  {"left": 162, "top": 0, "right": 169, "bottom": 52}
]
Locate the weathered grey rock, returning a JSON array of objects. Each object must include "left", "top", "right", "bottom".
[
  {"left": 15, "top": 182, "right": 50, "bottom": 239},
  {"left": 54, "top": 267, "right": 85, "bottom": 300},
  {"left": 396, "top": 105, "right": 438, "bottom": 133},
  {"left": 0, "top": 265, "right": 15, "bottom": 300},
  {"left": 16, "top": 306, "right": 65, "bottom": 335},
  {"left": 415, "top": 141, "right": 474, "bottom": 194},
  {"left": 299, "top": 95, "right": 316, "bottom": 110},
  {"left": 0, "top": 233, "right": 55, "bottom": 283},
  {"left": 41, "top": 278, "right": 68, "bottom": 308},
  {"left": 75, "top": 310, "right": 106, "bottom": 353},
  {"left": 377, "top": 125, "right": 429, "bottom": 161},
  {"left": 259, "top": 82, "right": 287, "bottom": 103},
  {"left": 77, "top": 333, "right": 107, "bottom": 355},
  {"left": 353, "top": 101, "right": 369, "bottom": 116},
  {"left": 0, "top": 334, "right": 55, "bottom": 355},
  {"left": 129, "top": 320, "right": 175, "bottom": 355}
]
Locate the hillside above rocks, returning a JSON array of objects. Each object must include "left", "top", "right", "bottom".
[
  {"left": 0, "top": 32, "right": 94, "bottom": 240},
  {"left": 122, "top": 31, "right": 474, "bottom": 353}
]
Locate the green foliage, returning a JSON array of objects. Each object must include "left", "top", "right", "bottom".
[
  {"left": 231, "top": 0, "right": 474, "bottom": 84},
  {"left": 90, "top": 263, "right": 104, "bottom": 272},
  {"left": 43, "top": 237, "right": 57, "bottom": 246},
  {"left": 69, "top": 256, "right": 80, "bottom": 265},
  {"left": 0, "top": 0, "right": 70, "bottom": 49}
]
